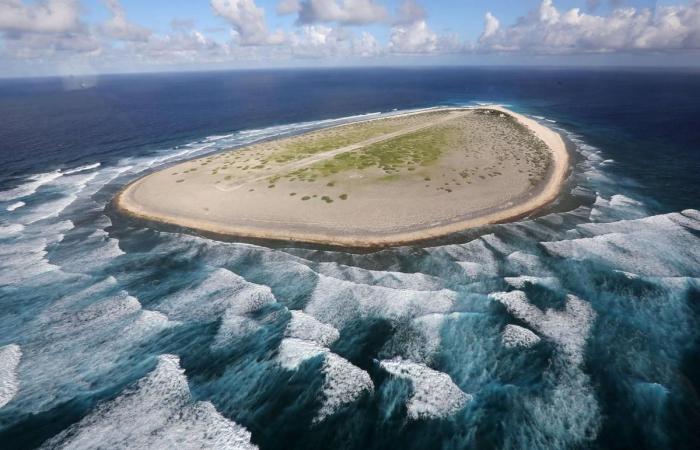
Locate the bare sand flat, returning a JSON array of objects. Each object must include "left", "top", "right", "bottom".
[{"left": 115, "top": 106, "right": 569, "bottom": 247}]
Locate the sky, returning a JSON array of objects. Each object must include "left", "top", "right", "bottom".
[{"left": 0, "top": 0, "right": 699, "bottom": 77}]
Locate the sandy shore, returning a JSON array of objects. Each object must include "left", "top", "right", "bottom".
[{"left": 115, "top": 106, "right": 569, "bottom": 248}]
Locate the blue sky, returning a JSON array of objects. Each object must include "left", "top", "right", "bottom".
[{"left": 1, "top": 0, "right": 698, "bottom": 77}]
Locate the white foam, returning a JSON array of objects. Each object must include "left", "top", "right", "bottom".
[
  {"left": 63, "top": 162, "right": 101, "bottom": 174},
  {"left": 387, "top": 313, "right": 448, "bottom": 364},
  {"left": 0, "top": 237, "right": 61, "bottom": 285},
  {"left": 213, "top": 311, "right": 262, "bottom": 349},
  {"left": 157, "top": 268, "right": 276, "bottom": 322},
  {"left": 317, "top": 352, "right": 374, "bottom": 422},
  {"left": 0, "top": 344, "right": 21, "bottom": 408},
  {"left": 276, "top": 337, "right": 326, "bottom": 370},
  {"left": 304, "top": 274, "right": 456, "bottom": 329},
  {"left": 0, "top": 170, "right": 62, "bottom": 202},
  {"left": 544, "top": 213, "right": 700, "bottom": 277},
  {"left": 435, "top": 238, "right": 500, "bottom": 279},
  {"left": 490, "top": 291, "right": 595, "bottom": 364},
  {"left": 57, "top": 228, "right": 125, "bottom": 272},
  {"left": 504, "top": 276, "right": 560, "bottom": 290},
  {"left": 506, "top": 251, "right": 552, "bottom": 276},
  {"left": 41, "top": 355, "right": 257, "bottom": 450},
  {"left": 0, "top": 223, "right": 24, "bottom": 238},
  {"left": 380, "top": 358, "right": 470, "bottom": 420},
  {"left": 501, "top": 324, "right": 541, "bottom": 349},
  {"left": 316, "top": 262, "right": 445, "bottom": 291},
  {"left": 285, "top": 310, "right": 339, "bottom": 347},
  {"left": 6, "top": 201, "right": 25, "bottom": 211},
  {"left": 22, "top": 193, "right": 77, "bottom": 224},
  {"left": 276, "top": 338, "right": 373, "bottom": 422}
]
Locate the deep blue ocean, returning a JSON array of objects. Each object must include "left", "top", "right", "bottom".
[{"left": 0, "top": 67, "right": 699, "bottom": 450}]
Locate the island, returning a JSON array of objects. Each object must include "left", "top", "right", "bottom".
[{"left": 115, "top": 106, "right": 569, "bottom": 248}]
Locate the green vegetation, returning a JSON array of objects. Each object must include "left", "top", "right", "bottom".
[
  {"left": 284, "top": 125, "right": 453, "bottom": 181},
  {"left": 267, "top": 111, "right": 449, "bottom": 164}
]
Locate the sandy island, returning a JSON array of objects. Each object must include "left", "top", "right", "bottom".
[{"left": 115, "top": 106, "right": 569, "bottom": 248}]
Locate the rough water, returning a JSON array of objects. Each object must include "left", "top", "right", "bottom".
[{"left": 0, "top": 69, "right": 699, "bottom": 449}]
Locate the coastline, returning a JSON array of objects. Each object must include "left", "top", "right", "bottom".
[{"left": 114, "top": 106, "right": 570, "bottom": 248}]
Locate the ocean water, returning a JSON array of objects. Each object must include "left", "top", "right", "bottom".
[{"left": 0, "top": 67, "right": 699, "bottom": 450}]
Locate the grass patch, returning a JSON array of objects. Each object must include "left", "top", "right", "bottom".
[
  {"left": 268, "top": 111, "right": 450, "bottom": 164},
  {"left": 286, "top": 126, "right": 453, "bottom": 181}
]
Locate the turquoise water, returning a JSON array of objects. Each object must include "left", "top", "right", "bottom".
[{"left": 0, "top": 68, "right": 699, "bottom": 449}]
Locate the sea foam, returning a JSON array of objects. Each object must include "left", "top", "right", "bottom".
[
  {"left": 41, "top": 355, "right": 257, "bottom": 449},
  {"left": 380, "top": 358, "right": 470, "bottom": 420},
  {"left": 0, "top": 344, "right": 21, "bottom": 408}
]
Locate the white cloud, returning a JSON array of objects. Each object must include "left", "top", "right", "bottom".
[
  {"left": 0, "top": 0, "right": 81, "bottom": 33},
  {"left": 296, "top": 0, "right": 387, "bottom": 25},
  {"left": 101, "top": 0, "right": 150, "bottom": 42},
  {"left": 351, "top": 30, "right": 380, "bottom": 56},
  {"left": 481, "top": 12, "right": 499, "bottom": 40},
  {"left": 395, "top": 0, "right": 426, "bottom": 25},
  {"left": 211, "top": 0, "right": 285, "bottom": 45},
  {"left": 277, "top": 0, "right": 300, "bottom": 15},
  {"left": 388, "top": 19, "right": 463, "bottom": 54},
  {"left": 479, "top": 0, "right": 700, "bottom": 53},
  {"left": 389, "top": 20, "right": 436, "bottom": 53}
]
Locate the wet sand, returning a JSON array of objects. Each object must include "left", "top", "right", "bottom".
[{"left": 115, "top": 106, "right": 569, "bottom": 248}]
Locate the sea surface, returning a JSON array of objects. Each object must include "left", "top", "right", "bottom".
[{"left": 0, "top": 67, "right": 699, "bottom": 450}]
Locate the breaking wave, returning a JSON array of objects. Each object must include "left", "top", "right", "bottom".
[{"left": 0, "top": 107, "right": 698, "bottom": 450}]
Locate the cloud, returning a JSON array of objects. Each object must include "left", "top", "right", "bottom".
[
  {"left": 351, "top": 31, "right": 380, "bottom": 56},
  {"left": 0, "top": 0, "right": 81, "bottom": 33},
  {"left": 277, "top": 0, "right": 300, "bottom": 15},
  {"left": 101, "top": 0, "right": 150, "bottom": 42},
  {"left": 295, "top": 0, "right": 387, "bottom": 25},
  {"left": 388, "top": 18, "right": 463, "bottom": 54},
  {"left": 388, "top": 20, "right": 436, "bottom": 53},
  {"left": 395, "top": 0, "right": 426, "bottom": 25},
  {"left": 479, "top": 0, "right": 700, "bottom": 53},
  {"left": 211, "top": 0, "right": 285, "bottom": 45}
]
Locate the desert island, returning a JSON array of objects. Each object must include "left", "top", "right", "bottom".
[{"left": 115, "top": 106, "right": 568, "bottom": 247}]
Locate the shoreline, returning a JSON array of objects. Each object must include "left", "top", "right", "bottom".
[{"left": 114, "top": 106, "right": 570, "bottom": 248}]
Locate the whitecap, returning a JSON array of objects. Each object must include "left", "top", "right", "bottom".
[
  {"left": 544, "top": 212, "right": 700, "bottom": 277},
  {"left": 304, "top": 274, "right": 456, "bottom": 329},
  {"left": 6, "top": 201, "right": 25, "bottom": 211},
  {"left": 490, "top": 291, "right": 595, "bottom": 364},
  {"left": 380, "top": 358, "right": 470, "bottom": 420},
  {"left": 316, "top": 262, "right": 445, "bottom": 291},
  {"left": 62, "top": 162, "right": 101, "bottom": 174},
  {"left": 0, "top": 170, "right": 62, "bottom": 202},
  {"left": 0, "top": 344, "right": 22, "bottom": 408},
  {"left": 276, "top": 338, "right": 373, "bottom": 422},
  {"left": 504, "top": 276, "right": 560, "bottom": 290},
  {"left": 0, "top": 223, "right": 24, "bottom": 238},
  {"left": 41, "top": 354, "right": 257, "bottom": 450},
  {"left": 213, "top": 310, "right": 261, "bottom": 350},
  {"left": 501, "top": 324, "right": 541, "bottom": 349},
  {"left": 157, "top": 268, "right": 276, "bottom": 322},
  {"left": 285, "top": 310, "right": 339, "bottom": 347}
]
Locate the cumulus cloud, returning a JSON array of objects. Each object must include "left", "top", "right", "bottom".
[
  {"left": 211, "top": 0, "right": 285, "bottom": 45},
  {"left": 388, "top": 20, "right": 437, "bottom": 53},
  {"left": 277, "top": 0, "right": 300, "bottom": 15},
  {"left": 101, "top": 0, "right": 150, "bottom": 42},
  {"left": 351, "top": 30, "right": 380, "bottom": 56},
  {"left": 388, "top": 17, "right": 463, "bottom": 54},
  {"left": 394, "top": 0, "right": 426, "bottom": 25},
  {"left": 479, "top": 0, "right": 700, "bottom": 53},
  {"left": 0, "top": 0, "right": 81, "bottom": 33},
  {"left": 294, "top": 0, "right": 387, "bottom": 25},
  {"left": 480, "top": 12, "right": 499, "bottom": 40}
]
